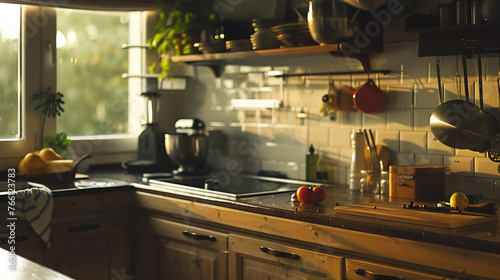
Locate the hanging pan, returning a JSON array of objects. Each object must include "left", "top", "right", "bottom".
[{"left": 430, "top": 55, "right": 496, "bottom": 150}]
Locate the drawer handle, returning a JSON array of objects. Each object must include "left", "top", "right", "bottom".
[
  {"left": 260, "top": 246, "right": 301, "bottom": 260},
  {"left": 182, "top": 231, "right": 217, "bottom": 242},
  {"left": 0, "top": 235, "right": 29, "bottom": 244},
  {"left": 354, "top": 268, "right": 406, "bottom": 280},
  {"left": 68, "top": 224, "right": 100, "bottom": 233}
]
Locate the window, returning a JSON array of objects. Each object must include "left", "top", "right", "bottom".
[
  {"left": 56, "top": 9, "right": 138, "bottom": 136},
  {"left": 0, "top": 4, "right": 20, "bottom": 139},
  {"left": 0, "top": 5, "right": 148, "bottom": 169}
]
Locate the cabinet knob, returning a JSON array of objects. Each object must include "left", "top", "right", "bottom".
[
  {"left": 182, "top": 230, "right": 217, "bottom": 242},
  {"left": 260, "top": 246, "right": 301, "bottom": 260}
]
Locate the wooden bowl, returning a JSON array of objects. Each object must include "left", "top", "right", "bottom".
[{"left": 16, "top": 155, "right": 91, "bottom": 188}]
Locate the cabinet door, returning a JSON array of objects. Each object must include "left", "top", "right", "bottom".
[
  {"left": 346, "top": 259, "right": 451, "bottom": 280},
  {"left": 229, "top": 234, "right": 343, "bottom": 280},
  {"left": 135, "top": 215, "right": 228, "bottom": 280},
  {"left": 0, "top": 228, "right": 45, "bottom": 265},
  {"left": 45, "top": 220, "right": 111, "bottom": 280}
]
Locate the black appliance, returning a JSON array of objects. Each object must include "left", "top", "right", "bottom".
[{"left": 125, "top": 92, "right": 176, "bottom": 173}]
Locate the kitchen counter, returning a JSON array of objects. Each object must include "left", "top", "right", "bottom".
[
  {"left": 3, "top": 165, "right": 500, "bottom": 255},
  {"left": 0, "top": 247, "right": 73, "bottom": 280}
]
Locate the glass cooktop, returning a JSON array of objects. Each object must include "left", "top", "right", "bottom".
[{"left": 138, "top": 173, "right": 325, "bottom": 200}]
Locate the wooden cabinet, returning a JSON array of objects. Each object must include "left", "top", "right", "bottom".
[
  {"left": 345, "top": 259, "right": 451, "bottom": 280},
  {"left": 0, "top": 215, "right": 131, "bottom": 280},
  {"left": 229, "top": 234, "right": 344, "bottom": 280},
  {"left": 134, "top": 215, "right": 228, "bottom": 280},
  {"left": 0, "top": 227, "right": 45, "bottom": 265},
  {"left": 44, "top": 219, "right": 112, "bottom": 279}
]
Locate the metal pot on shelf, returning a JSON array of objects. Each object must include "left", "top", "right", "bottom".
[{"left": 307, "top": 0, "right": 359, "bottom": 45}]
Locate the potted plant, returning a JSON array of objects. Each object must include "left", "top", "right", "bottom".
[
  {"left": 32, "top": 87, "right": 71, "bottom": 154},
  {"left": 148, "top": 0, "right": 219, "bottom": 78}
]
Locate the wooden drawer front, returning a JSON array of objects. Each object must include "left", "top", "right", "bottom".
[
  {"left": 229, "top": 234, "right": 343, "bottom": 279},
  {"left": 148, "top": 216, "right": 228, "bottom": 251},
  {"left": 346, "top": 259, "right": 450, "bottom": 280}
]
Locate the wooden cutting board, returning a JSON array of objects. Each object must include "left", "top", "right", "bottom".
[{"left": 335, "top": 205, "right": 498, "bottom": 228}]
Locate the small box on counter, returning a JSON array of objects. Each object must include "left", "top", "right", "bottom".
[{"left": 389, "top": 165, "right": 446, "bottom": 201}]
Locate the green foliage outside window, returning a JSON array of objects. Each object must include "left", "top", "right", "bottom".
[{"left": 56, "top": 10, "right": 130, "bottom": 136}]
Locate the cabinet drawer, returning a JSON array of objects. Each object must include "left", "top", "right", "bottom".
[
  {"left": 346, "top": 259, "right": 450, "bottom": 280},
  {"left": 230, "top": 234, "right": 343, "bottom": 279},
  {"left": 147, "top": 216, "right": 228, "bottom": 251}
]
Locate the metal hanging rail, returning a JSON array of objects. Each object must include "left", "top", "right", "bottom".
[{"left": 270, "top": 70, "right": 391, "bottom": 78}]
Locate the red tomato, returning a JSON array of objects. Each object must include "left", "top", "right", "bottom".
[{"left": 296, "top": 186, "right": 326, "bottom": 204}]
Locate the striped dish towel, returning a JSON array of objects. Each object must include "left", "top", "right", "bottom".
[{"left": 15, "top": 184, "right": 53, "bottom": 248}]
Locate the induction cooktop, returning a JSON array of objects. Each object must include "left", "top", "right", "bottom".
[{"left": 138, "top": 173, "right": 325, "bottom": 200}]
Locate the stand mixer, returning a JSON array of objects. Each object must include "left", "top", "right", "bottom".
[
  {"left": 165, "top": 118, "right": 210, "bottom": 175},
  {"left": 125, "top": 92, "right": 177, "bottom": 173}
]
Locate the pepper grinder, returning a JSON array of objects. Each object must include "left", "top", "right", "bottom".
[{"left": 349, "top": 130, "right": 366, "bottom": 191}]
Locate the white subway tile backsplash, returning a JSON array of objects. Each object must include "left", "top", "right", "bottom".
[
  {"left": 385, "top": 86, "right": 413, "bottom": 108},
  {"left": 462, "top": 177, "right": 494, "bottom": 199},
  {"left": 444, "top": 156, "right": 474, "bottom": 176},
  {"left": 386, "top": 108, "right": 413, "bottom": 131},
  {"left": 340, "top": 110, "right": 363, "bottom": 127},
  {"left": 375, "top": 130, "right": 399, "bottom": 154},
  {"left": 455, "top": 149, "right": 485, "bottom": 157},
  {"left": 484, "top": 57, "right": 500, "bottom": 81},
  {"left": 400, "top": 131, "right": 427, "bottom": 154},
  {"left": 414, "top": 85, "right": 439, "bottom": 108},
  {"left": 414, "top": 108, "right": 434, "bottom": 131},
  {"left": 415, "top": 154, "right": 444, "bottom": 166},
  {"left": 329, "top": 127, "right": 353, "bottom": 149},
  {"left": 363, "top": 112, "right": 387, "bottom": 129},
  {"left": 478, "top": 81, "right": 499, "bottom": 109},
  {"left": 393, "top": 153, "right": 415, "bottom": 165},
  {"left": 475, "top": 158, "right": 500, "bottom": 179},
  {"left": 278, "top": 161, "right": 300, "bottom": 179},
  {"left": 309, "top": 126, "right": 330, "bottom": 147},
  {"left": 262, "top": 159, "right": 279, "bottom": 171},
  {"left": 427, "top": 134, "right": 454, "bottom": 155}
]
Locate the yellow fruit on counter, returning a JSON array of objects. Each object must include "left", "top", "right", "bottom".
[
  {"left": 44, "top": 160, "right": 74, "bottom": 173},
  {"left": 18, "top": 160, "right": 31, "bottom": 175},
  {"left": 39, "top": 147, "right": 62, "bottom": 161},
  {"left": 450, "top": 192, "right": 469, "bottom": 211},
  {"left": 22, "top": 152, "right": 48, "bottom": 172}
]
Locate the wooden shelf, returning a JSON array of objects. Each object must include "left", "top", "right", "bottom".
[{"left": 170, "top": 42, "right": 383, "bottom": 77}]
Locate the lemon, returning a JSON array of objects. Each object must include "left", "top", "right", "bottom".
[
  {"left": 39, "top": 147, "right": 62, "bottom": 161},
  {"left": 22, "top": 152, "right": 48, "bottom": 172},
  {"left": 450, "top": 192, "right": 469, "bottom": 211}
]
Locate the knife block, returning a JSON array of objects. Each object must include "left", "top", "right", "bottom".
[{"left": 389, "top": 165, "right": 446, "bottom": 201}]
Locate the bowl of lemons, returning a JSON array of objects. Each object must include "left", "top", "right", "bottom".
[{"left": 17, "top": 148, "right": 90, "bottom": 187}]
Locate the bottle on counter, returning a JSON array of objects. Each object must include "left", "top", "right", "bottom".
[
  {"left": 349, "top": 129, "right": 366, "bottom": 191},
  {"left": 306, "top": 144, "right": 318, "bottom": 182}
]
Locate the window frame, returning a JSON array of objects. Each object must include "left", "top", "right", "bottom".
[{"left": 0, "top": 5, "right": 146, "bottom": 171}]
